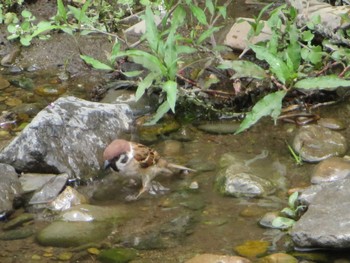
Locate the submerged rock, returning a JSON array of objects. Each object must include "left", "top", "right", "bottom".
[
  {"left": 28, "top": 173, "right": 68, "bottom": 205},
  {"left": 49, "top": 186, "right": 88, "bottom": 211},
  {"left": 0, "top": 96, "right": 132, "bottom": 179},
  {"left": 292, "top": 125, "right": 347, "bottom": 162},
  {"left": 216, "top": 164, "right": 275, "bottom": 198},
  {"left": 185, "top": 253, "right": 251, "bottom": 263},
  {"left": 291, "top": 178, "right": 350, "bottom": 248},
  {"left": 0, "top": 163, "right": 22, "bottom": 218},
  {"left": 257, "top": 253, "right": 298, "bottom": 263},
  {"left": 36, "top": 221, "right": 113, "bottom": 247},
  {"left": 98, "top": 248, "right": 138, "bottom": 263},
  {"left": 197, "top": 121, "right": 240, "bottom": 134},
  {"left": 311, "top": 157, "right": 350, "bottom": 184}
]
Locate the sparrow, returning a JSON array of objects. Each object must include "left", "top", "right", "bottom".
[{"left": 103, "top": 139, "right": 195, "bottom": 200}]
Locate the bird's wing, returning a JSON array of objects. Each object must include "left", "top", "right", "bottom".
[{"left": 131, "top": 142, "right": 160, "bottom": 168}]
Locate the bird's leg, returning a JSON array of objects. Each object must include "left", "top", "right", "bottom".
[{"left": 125, "top": 174, "right": 153, "bottom": 201}]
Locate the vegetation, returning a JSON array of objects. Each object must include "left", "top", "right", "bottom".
[
  {"left": 2, "top": 1, "right": 350, "bottom": 129},
  {"left": 272, "top": 191, "right": 306, "bottom": 230}
]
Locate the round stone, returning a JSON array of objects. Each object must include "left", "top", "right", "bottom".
[{"left": 293, "top": 125, "right": 347, "bottom": 162}]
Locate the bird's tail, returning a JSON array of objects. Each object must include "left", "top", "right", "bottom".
[{"left": 168, "top": 163, "right": 196, "bottom": 172}]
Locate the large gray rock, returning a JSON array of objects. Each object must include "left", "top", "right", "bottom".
[
  {"left": 293, "top": 125, "right": 347, "bottom": 162},
  {"left": 0, "top": 163, "right": 22, "bottom": 218},
  {"left": 291, "top": 178, "right": 350, "bottom": 248},
  {"left": 0, "top": 96, "right": 132, "bottom": 179}
]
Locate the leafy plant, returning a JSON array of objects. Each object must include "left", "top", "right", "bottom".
[
  {"left": 272, "top": 191, "right": 306, "bottom": 230},
  {"left": 220, "top": 4, "right": 350, "bottom": 134},
  {"left": 285, "top": 140, "right": 302, "bottom": 166},
  {"left": 81, "top": 0, "right": 228, "bottom": 124}
]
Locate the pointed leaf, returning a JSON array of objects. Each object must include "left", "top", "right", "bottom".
[
  {"left": 163, "top": 80, "right": 177, "bottom": 112},
  {"left": 57, "top": 0, "right": 67, "bottom": 22},
  {"left": 218, "top": 60, "right": 267, "bottom": 80},
  {"left": 80, "top": 55, "right": 113, "bottom": 70},
  {"left": 135, "top": 73, "right": 157, "bottom": 100},
  {"left": 295, "top": 75, "right": 350, "bottom": 90},
  {"left": 288, "top": 191, "right": 299, "bottom": 209},
  {"left": 124, "top": 49, "right": 166, "bottom": 75},
  {"left": 272, "top": 216, "right": 295, "bottom": 229},
  {"left": 250, "top": 44, "right": 294, "bottom": 84},
  {"left": 146, "top": 101, "right": 171, "bottom": 125},
  {"left": 206, "top": 0, "right": 215, "bottom": 15},
  {"left": 144, "top": 6, "right": 159, "bottom": 52},
  {"left": 197, "top": 26, "right": 222, "bottom": 44},
  {"left": 235, "top": 90, "right": 286, "bottom": 134},
  {"left": 190, "top": 4, "right": 207, "bottom": 25}
]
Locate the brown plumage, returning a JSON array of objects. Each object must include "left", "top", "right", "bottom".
[{"left": 103, "top": 139, "right": 195, "bottom": 200}]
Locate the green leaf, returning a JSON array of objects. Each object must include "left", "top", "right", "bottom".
[
  {"left": 144, "top": 6, "right": 159, "bottom": 53},
  {"left": 80, "top": 55, "right": 113, "bottom": 71},
  {"left": 7, "top": 24, "right": 17, "bottom": 34},
  {"left": 57, "top": 0, "right": 67, "bottom": 22},
  {"left": 21, "top": 10, "right": 32, "bottom": 18},
  {"left": 163, "top": 80, "right": 177, "bottom": 112},
  {"left": 122, "top": 70, "right": 143, "bottom": 78},
  {"left": 190, "top": 4, "right": 207, "bottom": 25},
  {"left": 205, "top": 0, "right": 215, "bottom": 15},
  {"left": 235, "top": 90, "right": 286, "bottom": 134},
  {"left": 272, "top": 216, "right": 295, "bottom": 229},
  {"left": 288, "top": 191, "right": 299, "bottom": 209},
  {"left": 147, "top": 101, "right": 171, "bottom": 125},
  {"left": 124, "top": 49, "right": 167, "bottom": 75},
  {"left": 218, "top": 60, "right": 267, "bottom": 80},
  {"left": 176, "top": 45, "right": 197, "bottom": 54},
  {"left": 135, "top": 72, "right": 157, "bottom": 100},
  {"left": 301, "top": 30, "right": 314, "bottom": 42},
  {"left": 217, "top": 6, "right": 227, "bottom": 19},
  {"left": 197, "top": 26, "right": 221, "bottom": 44},
  {"left": 301, "top": 45, "right": 324, "bottom": 65},
  {"left": 281, "top": 207, "right": 296, "bottom": 218},
  {"left": 171, "top": 5, "right": 186, "bottom": 28},
  {"left": 295, "top": 75, "right": 350, "bottom": 90},
  {"left": 20, "top": 35, "right": 32, "bottom": 46},
  {"left": 250, "top": 44, "right": 294, "bottom": 84}
]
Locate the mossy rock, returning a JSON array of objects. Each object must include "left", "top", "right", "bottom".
[{"left": 98, "top": 248, "right": 138, "bottom": 263}]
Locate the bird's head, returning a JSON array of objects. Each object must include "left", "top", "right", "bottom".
[{"left": 103, "top": 139, "right": 131, "bottom": 172}]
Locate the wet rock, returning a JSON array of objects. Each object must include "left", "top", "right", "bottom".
[
  {"left": 101, "top": 89, "right": 157, "bottom": 117},
  {"left": 19, "top": 173, "right": 57, "bottom": 193},
  {"left": 34, "top": 84, "right": 67, "bottom": 97},
  {"left": 12, "top": 103, "right": 42, "bottom": 118},
  {"left": 234, "top": 240, "right": 270, "bottom": 258},
  {"left": 50, "top": 186, "right": 89, "bottom": 211},
  {"left": 291, "top": 178, "right": 350, "bottom": 248},
  {"left": 0, "top": 77, "right": 10, "bottom": 89},
  {"left": 257, "top": 253, "right": 298, "bottom": 263},
  {"left": 197, "top": 121, "right": 240, "bottom": 134},
  {"left": 29, "top": 173, "right": 68, "bottom": 205},
  {"left": 0, "top": 96, "right": 132, "bottom": 179},
  {"left": 5, "top": 97, "right": 22, "bottom": 107},
  {"left": 0, "top": 163, "right": 22, "bottom": 218},
  {"left": 36, "top": 220, "right": 113, "bottom": 247},
  {"left": 60, "top": 204, "right": 130, "bottom": 222},
  {"left": 311, "top": 157, "right": 350, "bottom": 184},
  {"left": 98, "top": 248, "right": 138, "bottom": 263},
  {"left": 216, "top": 164, "right": 275, "bottom": 198},
  {"left": 185, "top": 253, "right": 251, "bottom": 263},
  {"left": 2, "top": 213, "right": 34, "bottom": 230},
  {"left": 121, "top": 213, "right": 197, "bottom": 250},
  {"left": 1, "top": 48, "right": 20, "bottom": 66},
  {"left": 0, "top": 226, "right": 35, "bottom": 240},
  {"left": 292, "top": 125, "right": 347, "bottom": 162},
  {"left": 258, "top": 212, "right": 281, "bottom": 229},
  {"left": 135, "top": 115, "right": 180, "bottom": 143},
  {"left": 317, "top": 118, "right": 345, "bottom": 130}
]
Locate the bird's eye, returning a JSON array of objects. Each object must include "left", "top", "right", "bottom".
[{"left": 119, "top": 153, "right": 129, "bottom": 164}]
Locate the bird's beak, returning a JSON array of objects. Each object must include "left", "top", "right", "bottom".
[{"left": 103, "top": 160, "right": 111, "bottom": 170}]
